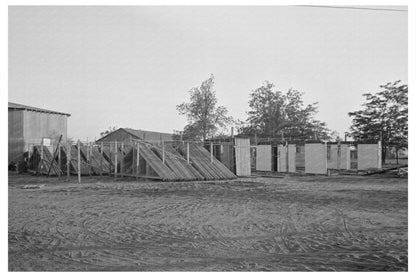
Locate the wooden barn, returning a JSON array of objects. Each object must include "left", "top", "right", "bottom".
[
  {"left": 8, "top": 102, "right": 70, "bottom": 167},
  {"left": 97, "top": 128, "right": 174, "bottom": 143}
]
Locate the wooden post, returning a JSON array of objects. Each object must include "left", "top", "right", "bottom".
[
  {"left": 114, "top": 141, "right": 118, "bottom": 178},
  {"left": 377, "top": 140, "right": 382, "bottom": 169},
  {"left": 67, "top": 142, "right": 70, "bottom": 180},
  {"left": 324, "top": 141, "right": 328, "bottom": 176},
  {"left": 58, "top": 145, "right": 61, "bottom": 178},
  {"left": 89, "top": 142, "right": 93, "bottom": 161},
  {"left": 187, "top": 142, "right": 190, "bottom": 164},
  {"left": 40, "top": 141, "right": 44, "bottom": 170},
  {"left": 86, "top": 143, "right": 90, "bottom": 164},
  {"left": 26, "top": 144, "right": 31, "bottom": 170},
  {"left": 136, "top": 142, "right": 140, "bottom": 179},
  {"left": 132, "top": 141, "right": 135, "bottom": 175},
  {"left": 87, "top": 143, "right": 92, "bottom": 177},
  {"left": 109, "top": 142, "right": 112, "bottom": 174},
  {"left": 120, "top": 142, "right": 124, "bottom": 178},
  {"left": 337, "top": 140, "right": 341, "bottom": 170},
  {"left": 77, "top": 140, "right": 81, "bottom": 184},
  {"left": 210, "top": 142, "right": 213, "bottom": 163},
  {"left": 162, "top": 140, "right": 165, "bottom": 164},
  {"left": 286, "top": 143, "right": 289, "bottom": 173},
  {"left": 100, "top": 142, "right": 103, "bottom": 176}
]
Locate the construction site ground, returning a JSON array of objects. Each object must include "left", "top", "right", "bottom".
[{"left": 8, "top": 173, "right": 407, "bottom": 271}]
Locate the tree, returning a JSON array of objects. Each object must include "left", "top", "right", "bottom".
[
  {"left": 177, "top": 74, "right": 233, "bottom": 141},
  {"left": 240, "top": 81, "right": 331, "bottom": 140},
  {"left": 348, "top": 81, "right": 408, "bottom": 164},
  {"left": 100, "top": 126, "right": 118, "bottom": 138}
]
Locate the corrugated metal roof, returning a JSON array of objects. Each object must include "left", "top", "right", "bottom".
[{"left": 8, "top": 102, "right": 71, "bottom": 116}]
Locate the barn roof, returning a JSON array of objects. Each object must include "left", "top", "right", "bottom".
[
  {"left": 8, "top": 102, "right": 71, "bottom": 116},
  {"left": 123, "top": 128, "right": 173, "bottom": 141},
  {"left": 97, "top": 127, "right": 174, "bottom": 142}
]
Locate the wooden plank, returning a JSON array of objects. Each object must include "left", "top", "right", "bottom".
[
  {"left": 120, "top": 142, "right": 124, "bottom": 178},
  {"left": 136, "top": 142, "right": 140, "bottom": 179},
  {"left": 114, "top": 141, "right": 118, "bottom": 178},
  {"left": 137, "top": 142, "right": 178, "bottom": 181},
  {"left": 164, "top": 144, "right": 205, "bottom": 180},
  {"left": 77, "top": 140, "right": 81, "bottom": 183},
  {"left": 235, "top": 138, "right": 251, "bottom": 176},
  {"left": 100, "top": 142, "right": 104, "bottom": 176},
  {"left": 66, "top": 142, "right": 70, "bottom": 180}
]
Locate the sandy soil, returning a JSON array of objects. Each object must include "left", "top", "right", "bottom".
[{"left": 8, "top": 174, "right": 407, "bottom": 271}]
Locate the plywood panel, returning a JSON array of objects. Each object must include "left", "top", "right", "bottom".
[
  {"left": 288, "top": 144, "right": 296, "bottom": 173},
  {"left": 357, "top": 143, "right": 381, "bottom": 170},
  {"left": 278, "top": 145, "right": 287, "bottom": 172},
  {"left": 305, "top": 143, "right": 327, "bottom": 174},
  {"left": 256, "top": 145, "right": 271, "bottom": 171},
  {"left": 340, "top": 145, "right": 351, "bottom": 170},
  {"left": 235, "top": 138, "right": 251, "bottom": 176}
]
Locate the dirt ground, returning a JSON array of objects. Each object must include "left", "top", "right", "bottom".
[{"left": 8, "top": 173, "right": 408, "bottom": 271}]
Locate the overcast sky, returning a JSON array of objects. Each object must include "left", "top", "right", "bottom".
[{"left": 9, "top": 5, "right": 407, "bottom": 141}]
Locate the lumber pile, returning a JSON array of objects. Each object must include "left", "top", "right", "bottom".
[
  {"left": 153, "top": 144, "right": 205, "bottom": 181},
  {"left": 60, "top": 145, "right": 93, "bottom": 175},
  {"left": 177, "top": 143, "right": 237, "bottom": 180},
  {"left": 29, "top": 140, "right": 237, "bottom": 181},
  {"left": 30, "top": 146, "right": 63, "bottom": 176},
  {"left": 79, "top": 145, "right": 111, "bottom": 175},
  {"left": 118, "top": 142, "right": 236, "bottom": 181},
  {"left": 134, "top": 142, "right": 178, "bottom": 181}
]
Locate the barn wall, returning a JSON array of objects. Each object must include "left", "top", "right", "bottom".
[
  {"left": 23, "top": 110, "right": 68, "bottom": 151},
  {"left": 8, "top": 110, "right": 24, "bottom": 163}
]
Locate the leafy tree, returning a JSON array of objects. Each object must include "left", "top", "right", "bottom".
[
  {"left": 348, "top": 81, "right": 408, "bottom": 164},
  {"left": 177, "top": 74, "right": 233, "bottom": 141},
  {"left": 100, "top": 126, "right": 118, "bottom": 138},
  {"left": 240, "top": 81, "right": 331, "bottom": 140}
]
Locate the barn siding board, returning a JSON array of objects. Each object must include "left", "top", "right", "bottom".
[
  {"left": 277, "top": 145, "right": 287, "bottom": 172},
  {"left": 340, "top": 145, "right": 351, "bottom": 170},
  {"left": 235, "top": 138, "right": 251, "bottom": 176},
  {"left": 288, "top": 144, "right": 296, "bottom": 173}
]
